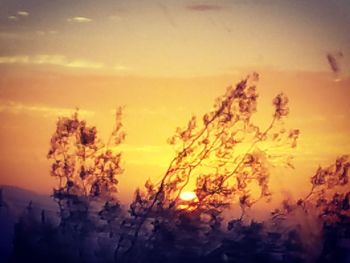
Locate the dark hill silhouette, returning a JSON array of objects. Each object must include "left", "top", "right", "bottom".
[
  {"left": 0, "top": 185, "right": 56, "bottom": 216},
  {"left": 0, "top": 185, "right": 58, "bottom": 262}
]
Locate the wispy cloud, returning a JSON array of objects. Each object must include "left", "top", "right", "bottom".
[
  {"left": 0, "top": 55, "right": 104, "bottom": 69},
  {"left": 0, "top": 55, "right": 133, "bottom": 72},
  {"left": 0, "top": 101, "right": 94, "bottom": 117},
  {"left": 17, "top": 11, "right": 29, "bottom": 17},
  {"left": 67, "top": 16, "right": 92, "bottom": 23},
  {"left": 7, "top": 10, "right": 29, "bottom": 21},
  {"left": 186, "top": 4, "right": 222, "bottom": 12},
  {"left": 7, "top": 15, "right": 18, "bottom": 21},
  {"left": 0, "top": 56, "right": 29, "bottom": 64}
]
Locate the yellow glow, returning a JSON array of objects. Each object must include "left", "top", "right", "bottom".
[
  {"left": 179, "top": 191, "right": 197, "bottom": 201},
  {"left": 0, "top": 69, "right": 349, "bottom": 204}
]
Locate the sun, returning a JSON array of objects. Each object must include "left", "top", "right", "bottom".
[
  {"left": 178, "top": 191, "right": 199, "bottom": 211},
  {"left": 179, "top": 191, "right": 198, "bottom": 202}
]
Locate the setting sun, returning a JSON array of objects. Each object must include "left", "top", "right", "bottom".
[
  {"left": 0, "top": 0, "right": 349, "bottom": 262},
  {"left": 179, "top": 191, "right": 198, "bottom": 202}
]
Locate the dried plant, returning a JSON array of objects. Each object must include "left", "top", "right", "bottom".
[
  {"left": 121, "top": 73, "right": 300, "bottom": 260},
  {"left": 47, "top": 108, "right": 124, "bottom": 212},
  {"left": 7, "top": 73, "right": 349, "bottom": 263},
  {"left": 46, "top": 108, "right": 125, "bottom": 261},
  {"left": 272, "top": 155, "right": 350, "bottom": 224}
]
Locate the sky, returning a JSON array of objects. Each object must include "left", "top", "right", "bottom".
[{"left": 0, "top": 0, "right": 349, "bottom": 203}]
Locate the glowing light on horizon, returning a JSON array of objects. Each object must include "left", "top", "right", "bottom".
[{"left": 179, "top": 191, "right": 197, "bottom": 201}]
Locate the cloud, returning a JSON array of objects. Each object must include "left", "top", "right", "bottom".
[
  {"left": 0, "top": 56, "right": 29, "bottom": 64},
  {"left": 0, "top": 55, "right": 133, "bottom": 72},
  {"left": 7, "top": 11, "right": 29, "bottom": 21},
  {"left": 17, "top": 11, "right": 29, "bottom": 16},
  {"left": 67, "top": 16, "right": 92, "bottom": 23},
  {"left": 186, "top": 4, "right": 222, "bottom": 11},
  {"left": 7, "top": 15, "right": 18, "bottom": 21},
  {"left": 0, "top": 55, "right": 104, "bottom": 69},
  {"left": 0, "top": 101, "right": 94, "bottom": 117}
]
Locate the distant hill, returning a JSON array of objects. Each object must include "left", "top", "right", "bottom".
[
  {"left": 0, "top": 185, "right": 57, "bottom": 216},
  {"left": 0, "top": 185, "right": 58, "bottom": 262}
]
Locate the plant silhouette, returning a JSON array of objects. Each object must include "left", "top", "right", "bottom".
[{"left": 5, "top": 74, "right": 349, "bottom": 263}]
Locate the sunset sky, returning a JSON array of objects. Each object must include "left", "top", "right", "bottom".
[{"left": 0, "top": 0, "right": 349, "bottom": 203}]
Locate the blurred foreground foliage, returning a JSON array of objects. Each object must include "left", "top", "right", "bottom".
[{"left": 3, "top": 73, "right": 349, "bottom": 263}]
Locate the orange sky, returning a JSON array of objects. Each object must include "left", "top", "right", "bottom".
[
  {"left": 0, "top": 68, "right": 349, "bottom": 203},
  {"left": 0, "top": 0, "right": 349, "bottom": 204}
]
